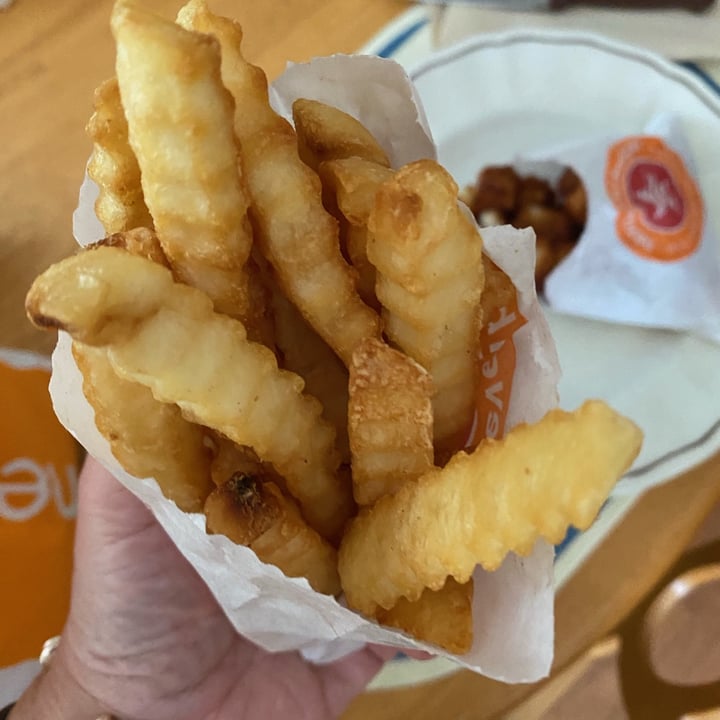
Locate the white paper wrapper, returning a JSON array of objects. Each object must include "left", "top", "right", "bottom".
[
  {"left": 57, "top": 54, "right": 561, "bottom": 682},
  {"left": 524, "top": 114, "right": 720, "bottom": 343}
]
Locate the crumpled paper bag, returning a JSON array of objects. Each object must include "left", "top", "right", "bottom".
[
  {"left": 521, "top": 114, "right": 720, "bottom": 343},
  {"left": 57, "top": 54, "right": 562, "bottom": 681}
]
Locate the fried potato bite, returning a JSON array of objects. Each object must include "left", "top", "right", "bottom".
[
  {"left": 271, "top": 285, "right": 350, "bottom": 463},
  {"left": 87, "top": 76, "right": 153, "bottom": 234},
  {"left": 205, "top": 473, "right": 341, "bottom": 595},
  {"left": 72, "top": 230, "right": 213, "bottom": 512},
  {"left": 90, "top": 227, "right": 168, "bottom": 266},
  {"left": 208, "top": 434, "right": 264, "bottom": 488},
  {"left": 348, "top": 338, "right": 433, "bottom": 506},
  {"left": 319, "top": 158, "right": 394, "bottom": 229},
  {"left": 26, "top": 246, "right": 353, "bottom": 541},
  {"left": 292, "top": 98, "right": 390, "bottom": 172},
  {"left": 338, "top": 401, "right": 642, "bottom": 614},
  {"left": 112, "top": 0, "right": 254, "bottom": 322},
  {"left": 73, "top": 342, "right": 213, "bottom": 512},
  {"left": 176, "top": 0, "right": 380, "bottom": 366},
  {"left": 319, "top": 158, "right": 393, "bottom": 310},
  {"left": 368, "top": 160, "right": 485, "bottom": 451},
  {"left": 348, "top": 339, "right": 473, "bottom": 652},
  {"left": 376, "top": 578, "right": 473, "bottom": 655}
]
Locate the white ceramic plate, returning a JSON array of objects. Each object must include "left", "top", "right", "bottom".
[{"left": 362, "top": 11, "right": 720, "bottom": 690}]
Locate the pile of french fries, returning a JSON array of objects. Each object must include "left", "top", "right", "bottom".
[{"left": 26, "top": 0, "right": 642, "bottom": 654}]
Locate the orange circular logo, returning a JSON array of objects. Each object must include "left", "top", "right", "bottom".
[{"left": 605, "top": 136, "right": 704, "bottom": 262}]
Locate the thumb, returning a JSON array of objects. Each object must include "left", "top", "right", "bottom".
[{"left": 75, "top": 455, "right": 156, "bottom": 541}]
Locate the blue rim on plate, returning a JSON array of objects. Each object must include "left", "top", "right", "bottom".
[
  {"left": 366, "top": 12, "right": 720, "bottom": 568},
  {"left": 373, "top": 12, "right": 720, "bottom": 100},
  {"left": 362, "top": 13, "right": 720, "bottom": 688},
  {"left": 375, "top": 17, "right": 430, "bottom": 58}
]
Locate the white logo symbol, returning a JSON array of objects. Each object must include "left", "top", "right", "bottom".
[{"left": 635, "top": 172, "right": 680, "bottom": 222}]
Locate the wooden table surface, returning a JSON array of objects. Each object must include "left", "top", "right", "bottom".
[{"left": 2, "top": 1, "right": 719, "bottom": 718}]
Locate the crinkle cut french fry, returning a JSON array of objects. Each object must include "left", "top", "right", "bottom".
[
  {"left": 89, "top": 227, "right": 168, "bottom": 267},
  {"left": 86, "top": 228, "right": 277, "bottom": 344},
  {"left": 481, "top": 255, "right": 518, "bottom": 325},
  {"left": 74, "top": 230, "right": 212, "bottom": 513},
  {"left": 367, "top": 160, "right": 485, "bottom": 451},
  {"left": 242, "top": 255, "right": 276, "bottom": 347},
  {"left": 73, "top": 342, "right": 213, "bottom": 513},
  {"left": 376, "top": 578, "right": 473, "bottom": 655},
  {"left": 318, "top": 158, "right": 393, "bottom": 311},
  {"left": 112, "top": 0, "right": 254, "bottom": 323},
  {"left": 26, "top": 247, "right": 353, "bottom": 541},
  {"left": 271, "top": 284, "right": 350, "bottom": 464},
  {"left": 319, "top": 158, "right": 394, "bottom": 228},
  {"left": 205, "top": 474, "right": 341, "bottom": 595},
  {"left": 176, "top": 0, "right": 380, "bottom": 366},
  {"left": 87, "top": 76, "right": 153, "bottom": 235},
  {"left": 208, "top": 433, "right": 291, "bottom": 498},
  {"left": 348, "top": 338, "right": 473, "bottom": 652},
  {"left": 292, "top": 98, "right": 390, "bottom": 172},
  {"left": 208, "top": 434, "right": 263, "bottom": 487},
  {"left": 348, "top": 338, "right": 433, "bottom": 506},
  {"left": 338, "top": 401, "right": 642, "bottom": 615},
  {"left": 292, "top": 98, "right": 388, "bottom": 231}
]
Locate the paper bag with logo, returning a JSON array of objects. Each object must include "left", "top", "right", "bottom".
[
  {"left": 536, "top": 114, "right": 720, "bottom": 342},
  {"left": 0, "top": 349, "right": 78, "bottom": 672},
  {"left": 52, "top": 55, "right": 562, "bottom": 681}
]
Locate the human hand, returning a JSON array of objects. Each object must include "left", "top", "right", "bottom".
[{"left": 13, "top": 457, "right": 401, "bottom": 720}]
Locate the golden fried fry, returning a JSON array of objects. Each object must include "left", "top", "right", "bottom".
[
  {"left": 241, "top": 256, "right": 276, "bottom": 347},
  {"left": 292, "top": 98, "right": 390, "bottom": 172},
  {"left": 376, "top": 578, "right": 473, "bottom": 654},
  {"left": 26, "top": 247, "right": 353, "bottom": 540},
  {"left": 346, "top": 335, "right": 472, "bottom": 647},
  {"left": 348, "top": 338, "right": 473, "bottom": 651},
  {"left": 368, "top": 160, "right": 485, "bottom": 451},
  {"left": 111, "top": 0, "right": 254, "bottom": 322},
  {"left": 87, "top": 76, "right": 153, "bottom": 234},
  {"left": 319, "top": 158, "right": 394, "bottom": 227},
  {"left": 348, "top": 339, "right": 433, "bottom": 506},
  {"left": 345, "top": 225, "right": 379, "bottom": 311},
  {"left": 90, "top": 227, "right": 168, "bottom": 266},
  {"left": 339, "top": 401, "right": 642, "bottom": 614},
  {"left": 208, "top": 434, "right": 263, "bottom": 487},
  {"left": 208, "top": 432, "right": 294, "bottom": 500},
  {"left": 271, "top": 285, "right": 350, "bottom": 463},
  {"left": 318, "top": 158, "right": 393, "bottom": 310},
  {"left": 205, "top": 473, "right": 341, "bottom": 595},
  {"left": 295, "top": 103, "right": 388, "bottom": 235},
  {"left": 73, "top": 230, "right": 212, "bottom": 512},
  {"left": 73, "top": 342, "right": 213, "bottom": 512},
  {"left": 176, "top": 0, "right": 380, "bottom": 366},
  {"left": 481, "top": 255, "right": 517, "bottom": 323}
]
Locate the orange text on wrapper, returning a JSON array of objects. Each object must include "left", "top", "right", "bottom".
[{"left": 467, "top": 290, "right": 527, "bottom": 447}]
